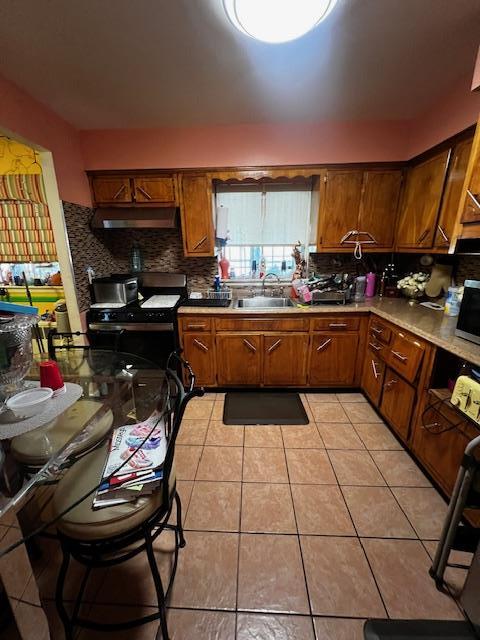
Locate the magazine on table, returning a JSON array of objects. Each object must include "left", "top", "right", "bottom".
[{"left": 93, "top": 410, "right": 167, "bottom": 509}]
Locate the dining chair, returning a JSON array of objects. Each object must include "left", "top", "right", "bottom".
[{"left": 51, "top": 353, "right": 202, "bottom": 640}]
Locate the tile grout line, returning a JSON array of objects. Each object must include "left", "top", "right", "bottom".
[
  {"left": 279, "top": 422, "right": 316, "bottom": 638},
  {"left": 234, "top": 420, "right": 246, "bottom": 640}
]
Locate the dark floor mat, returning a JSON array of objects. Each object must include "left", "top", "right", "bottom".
[{"left": 223, "top": 392, "right": 309, "bottom": 425}]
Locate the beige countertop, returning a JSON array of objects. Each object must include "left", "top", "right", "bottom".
[{"left": 179, "top": 297, "right": 480, "bottom": 367}]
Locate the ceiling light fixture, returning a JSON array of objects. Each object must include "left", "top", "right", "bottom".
[{"left": 223, "top": 0, "right": 336, "bottom": 44}]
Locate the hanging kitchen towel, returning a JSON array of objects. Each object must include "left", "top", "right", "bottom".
[{"left": 216, "top": 205, "right": 229, "bottom": 242}]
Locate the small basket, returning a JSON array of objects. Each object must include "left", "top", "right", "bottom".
[{"left": 206, "top": 289, "right": 232, "bottom": 301}]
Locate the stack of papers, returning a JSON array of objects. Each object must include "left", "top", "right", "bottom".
[{"left": 93, "top": 411, "right": 167, "bottom": 509}]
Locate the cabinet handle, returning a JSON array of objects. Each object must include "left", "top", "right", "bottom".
[
  {"left": 371, "top": 326, "right": 383, "bottom": 335},
  {"left": 193, "top": 338, "right": 208, "bottom": 352},
  {"left": 267, "top": 339, "right": 282, "bottom": 353},
  {"left": 421, "top": 422, "right": 441, "bottom": 430},
  {"left": 136, "top": 185, "right": 152, "bottom": 200},
  {"left": 467, "top": 190, "right": 480, "bottom": 211},
  {"left": 391, "top": 350, "right": 408, "bottom": 362},
  {"left": 371, "top": 360, "right": 380, "bottom": 379},
  {"left": 384, "top": 378, "right": 398, "bottom": 391},
  {"left": 316, "top": 338, "right": 332, "bottom": 352},
  {"left": 416, "top": 228, "right": 430, "bottom": 244},
  {"left": 329, "top": 322, "right": 347, "bottom": 328},
  {"left": 187, "top": 323, "right": 207, "bottom": 329},
  {"left": 243, "top": 339, "right": 257, "bottom": 353},
  {"left": 193, "top": 235, "right": 208, "bottom": 250},
  {"left": 368, "top": 341, "right": 382, "bottom": 351},
  {"left": 437, "top": 224, "right": 449, "bottom": 243},
  {"left": 113, "top": 184, "right": 127, "bottom": 200}
]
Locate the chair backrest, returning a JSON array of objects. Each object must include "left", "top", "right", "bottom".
[{"left": 158, "top": 352, "right": 203, "bottom": 506}]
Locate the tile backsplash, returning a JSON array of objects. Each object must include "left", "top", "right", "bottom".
[{"left": 63, "top": 200, "right": 480, "bottom": 311}]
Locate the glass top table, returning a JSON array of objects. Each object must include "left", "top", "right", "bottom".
[{"left": 0, "top": 349, "right": 166, "bottom": 520}]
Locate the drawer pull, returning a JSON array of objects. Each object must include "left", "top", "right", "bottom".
[
  {"left": 416, "top": 228, "right": 430, "bottom": 244},
  {"left": 437, "top": 224, "right": 449, "bottom": 243},
  {"left": 467, "top": 190, "right": 480, "bottom": 211},
  {"left": 136, "top": 185, "right": 152, "bottom": 200},
  {"left": 384, "top": 378, "right": 398, "bottom": 391},
  {"left": 243, "top": 339, "right": 257, "bottom": 353},
  {"left": 369, "top": 341, "right": 382, "bottom": 351},
  {"left": 187, "top": 323, "right": 207, "bottom": 329},
  {"left": 371, "top": 326, "right": 383, "bottom": 335},
  {"left": 193, "top": 338, "right": 209, "bottom": 352},
  {"left": 316, "top": 338, "right": 332, "bottom": 352},
  {"left": 267, "top": 339, "right": 282, "bottom": 354},
  {"left": 193, "top": 235, "right": 208, "bottom": 250},
  {"left": 113, "top": 184, "right": 127, "bottom": 200},
  {"left": 391, "top": 350, "right": 408, "bottom": 362},
  {"left": 421, "top": 422, "right": 441, "bottom": 430},
  {"left": 371, "top": 360, "right": 380, "bottom": 380},
  {"left": 328, "top": 322, "right": 348, "bottom": 328}
]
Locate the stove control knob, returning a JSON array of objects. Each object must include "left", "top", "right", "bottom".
[{"left": 127, "top": 313, "right": 135, "bottom": 321}]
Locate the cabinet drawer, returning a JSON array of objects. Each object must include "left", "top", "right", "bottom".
[
  {"left": 366, "top": 338, "right": 388, "bottom": 361},
  {"left": 387, "top": 331, "right": 425, "bottom": 382},
  {"left": 311, "top": 316, "right": 360, "bottom": 332},
  {"left": 369, "top": 319, "right": 392, "bottom": 344},
  {"left": 215, "top": 317, "right": 309, "bottom": 332},
  {"left": 181, "top": 317, "right": 212, "bottom": 332}
]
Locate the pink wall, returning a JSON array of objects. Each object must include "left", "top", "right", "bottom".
[
  {"left": 405, "top": 76, "right": 480, "bottom": 158},
  {"left": 81, "top": 120, "right": 411, "bottom": 170},
  {"left": 0, "top": 73, "right": 91, "bottom": 206}
]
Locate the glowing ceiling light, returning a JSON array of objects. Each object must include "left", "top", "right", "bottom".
[{"left": 223, "top": 0, "right": 336, "bottom": 44}]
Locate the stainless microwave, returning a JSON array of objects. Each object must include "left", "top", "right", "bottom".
[{"left": 455, "top": 280, "right": 480, "bottom": 345}]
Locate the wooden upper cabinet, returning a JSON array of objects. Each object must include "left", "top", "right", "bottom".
[
  {"left": 396, "top": 150, "right": 450, "bottom": 249},
  {"left": 91, "top": 176, "right": 133, "bottom": 204},
  {"left": 133, "top": 176, "right": 176, "bottom": 205},
  {"left": 318, "top": 170, "right": 363, "bottom": 248},
  {"left": 179, "top": 173, "right": 215, "bottom": 257},
  {"left": 358, "top": 170, "right": 403, "bottom": 249},
  {"left": 460, "top": 122, "right": 480, "bottom": 225},
  {"left": 434, "top": 137, "right": 473, "bottom": 248}
]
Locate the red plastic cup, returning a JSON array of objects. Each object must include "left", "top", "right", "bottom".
[{"left": 39, "top": 360, "right": 64, "bottom": 392}]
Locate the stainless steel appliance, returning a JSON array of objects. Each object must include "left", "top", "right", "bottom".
[
  {"left": 455, "top": 280, "right": 480, "bottom": 345},
  {"left": 87, "top": 273, "right": 187, "bottom": 367},
  {"left": 92, "top": 275, "right": 138, "bottom": 306}
]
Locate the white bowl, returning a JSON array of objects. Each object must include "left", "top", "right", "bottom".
[{"left": 6, "top": 387, "right": 53, "bottom": 419}]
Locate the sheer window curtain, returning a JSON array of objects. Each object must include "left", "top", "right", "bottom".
[{"left": 215, "top": 182, "right": 312, "bottom": 247}]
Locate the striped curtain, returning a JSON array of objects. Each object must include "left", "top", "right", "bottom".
[
  {"left": 0, "top": 174, "right": 57, "bottom": 261},
  {"left": 0, "top": 174, "right": 47, "bottom": 203}
]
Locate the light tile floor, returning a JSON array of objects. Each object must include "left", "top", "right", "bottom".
[{"left": 34, "top": 391, "right": 468, "bottom": 639}]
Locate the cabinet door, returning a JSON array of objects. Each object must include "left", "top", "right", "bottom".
[
  {"left": 182, "top": 333, "right": 216, "bottom": 387},
  {"left": 318, "top": 170, "right": 363, "bottom": 248},
  {"left": 309, "top": 334, "right": 359, "bottom": 386},
  {"left": 133, "top": 176, "right": 176, "bottom": 204},
  {"left": 179, "top": 173, "right": 214, "bottom": 256},
  {"left": 263, "top": 333, "right": 309, "bottom": 386},
  {"left": 91, "top": 176, "right": 132, "bottom": 204},
  {"left": 216, "top": 334, "right": 262, "bottom": 386},
  {"left": 361, "top": 347, "right": 386, "bottom": 406},
  {"left": 358, "top": 170, "right": 402, "bottom": 249},
  {"left": 380, "top": 368, "right": 415, "bottom": 441},
  {"left": 461, "top": 128, "right": 480, "bottom": 224},
  {"left": 434, "top": 137, "right": 473, "bottom": 248},
  {"left": 396, "top": 150, "right": 450, "bottom": 249}
]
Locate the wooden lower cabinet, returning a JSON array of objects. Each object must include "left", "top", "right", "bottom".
[
  {"left": 216, "top": 334, "right": 262, "bottom": 386},
  {"left": 182, "top": 333, "right": 216, "bottom": 386},
  {"left": 309, "top": 333, "right": 358, "bottom": 386},
  {"left": 263, "top": 334, "right": 309, "bottom": 386},
  {"left": 361, "top": 346, "right": 386, "bottom": 405},
  {"left": 380, "top": 367, "right": 415, "bottom": 441}
]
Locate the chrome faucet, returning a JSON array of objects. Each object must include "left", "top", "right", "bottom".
[{"left": 262, "top": 272, "right": 281, "bottom": 297}]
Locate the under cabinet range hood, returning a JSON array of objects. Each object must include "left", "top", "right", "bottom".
[{"left": 90, "top": 207, "right": 178, "bottom": 230}]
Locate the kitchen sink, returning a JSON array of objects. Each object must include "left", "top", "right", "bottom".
[{"left": 234, "top": 297, "right": 294, "bottom": 309}]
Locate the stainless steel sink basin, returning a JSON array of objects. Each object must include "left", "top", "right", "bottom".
[{"left": 234, "top": 297, "right": 294, "bottom": 309}]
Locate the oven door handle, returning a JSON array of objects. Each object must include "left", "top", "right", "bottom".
[{"left": 88, "top": 323, "right": 174, "bottom": 332}]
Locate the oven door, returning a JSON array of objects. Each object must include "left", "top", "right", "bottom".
[{"left": 88, "top": 323, "right": 178, "bottom": 368}]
